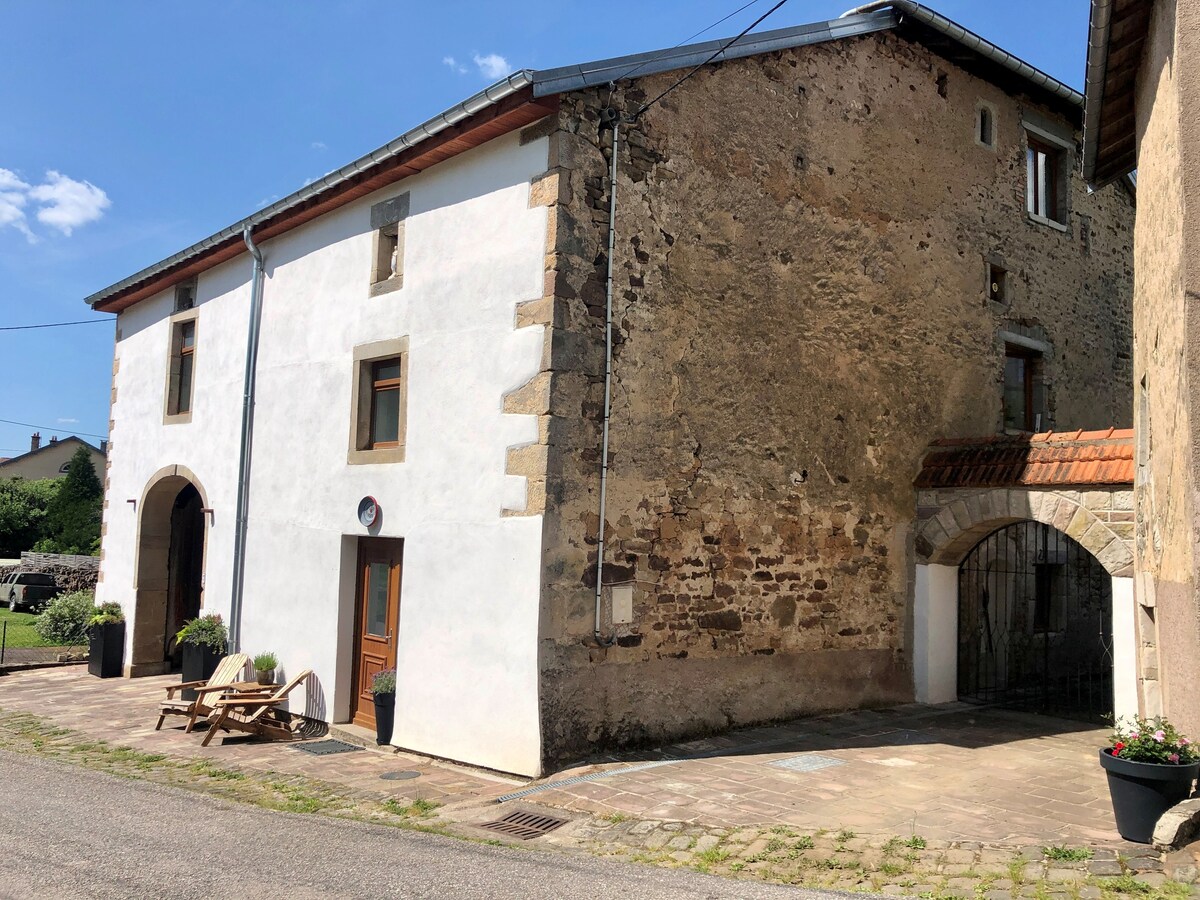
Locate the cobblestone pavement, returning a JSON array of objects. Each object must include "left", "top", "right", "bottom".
[
  {"left": 4, "top": 667, "right": 1200, "bottom": 897},
  {"left": 527, "top": 704, "right": 1125, "bottom": 846}
]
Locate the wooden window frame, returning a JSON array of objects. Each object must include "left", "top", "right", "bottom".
[
  {"left": 348, "top": 337, "right": 409, "bottom": 465},
  {"left": 1003, "top": 344, "right": 1039, "bottom": 433},
  {"left": 368, "top": 359, "right": 403, "bottom": 450},
  {"left": 163, "top": 309, "right": 199, "bottom": 425}
]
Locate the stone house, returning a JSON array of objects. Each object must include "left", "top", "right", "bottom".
[
  {"left": 0, "top": 434, "right": 106, "bottom": 482},
  {"left": 88, "top": 2, "right": 1135, "bottom": 776},
  {"left": 1083, "top": 0, "right": 1200, "bottom": 732}
]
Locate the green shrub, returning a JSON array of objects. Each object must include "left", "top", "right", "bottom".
[
  {"left": 34, "top": 590, "right": 95, "bottom": 646},
  {"left": 88, "top": 602, "right": 125, "bottom": 627},
  {"left": 175, "top": 613, "right": 227, "bottom": 652},
  {"left": 253, "top": 652, "right": 278, "bottom": 672}
]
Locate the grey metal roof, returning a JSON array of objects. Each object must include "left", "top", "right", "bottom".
[
  {"left": 531, "top": 10, "right": 898, "bottom": 97},
  {"left": 85, "top": 2, "right": 1088, "bottom": 310}
]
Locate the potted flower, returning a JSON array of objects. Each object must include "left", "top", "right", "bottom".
[
  {"left": 175, "top": 613, "right": 228, "bottom": 701},
  {"left": 371, "top": 668, "right": 396, "bottom": 746},
  {"left": 252, "top": 652, "right": 278, "bottom": 685},
  {"left": 1100, "top": 716, "right": 1200, "bottom": 843},
  {"left": 87, "top": 602, "right": 125, "bottom": 679}
]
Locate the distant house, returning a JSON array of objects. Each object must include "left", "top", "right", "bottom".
[
  {"left": 0, "top": 434, "right": 107, "bottom": 482},
  {"left": 87, "top": 2, "right": 1135, "bottom": 777}
]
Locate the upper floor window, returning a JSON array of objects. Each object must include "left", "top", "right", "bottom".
[
  {"left": 1024, "top": 125, "right": 1071, "bottom": 228},
  {"left": 174, "top": 278, "right": 197, "bottom": 312},
  {"left": 349, "top": 336, "right": 408, "bottom": 464},
  {"left": 977, "top": 105, "right": 995, "bottom": 148},
  {"left": 165, "top": 314, "right": 198, "bottom": 422}
]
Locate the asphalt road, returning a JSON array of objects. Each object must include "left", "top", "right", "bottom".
[{"left": 0, "top": 751, "right": 846, "bottom": 899}]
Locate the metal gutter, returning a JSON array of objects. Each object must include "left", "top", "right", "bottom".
[
  {"left": 531, "top": 11, "right": 898, "bottom": 98},
  {"left": 84, "top": 71, "right": 534, "bottom": 308},
  {"left": 840, "top": 1, "right": 1084, "bottom": 107}
]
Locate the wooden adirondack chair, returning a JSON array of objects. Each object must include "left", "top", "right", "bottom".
[
  {"left": 201, "top": 669, "right": 313, "bottom": 747},
  {"left": 155, "top": 653, "right": 251, "bottom": 732}
]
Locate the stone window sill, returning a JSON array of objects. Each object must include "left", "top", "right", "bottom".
[
  {"left": 1027, "top": 213, "right": 1069, "bottom": 233},
  {"left": 163, "top": 412, "right": 192, "bottom": 426},
  {"left": 369, "top": 275, "right": 403, "bottom": 298},
  {"left": 347, "top": 445, "right": 406, "bottom": 465}
]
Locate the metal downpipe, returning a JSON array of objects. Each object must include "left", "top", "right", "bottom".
[
  {"left": 593, "top": 113, "right": 620, "bottom": 646},
  {"left": 230, "top": 225, "right": 266, "bottom": 652}
]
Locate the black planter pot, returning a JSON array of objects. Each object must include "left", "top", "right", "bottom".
[
  {"left": 87, "top": 622, "right": 125, "bottom": 678},
  {"left": 1099, "top": 748, "right": 1200, "bottom": 843},
  {"left": 373, "top": 692, "right": 395, "bottom": 745},
  {"left": 180, "top": 644, "right": 223, "bottom": 701}
]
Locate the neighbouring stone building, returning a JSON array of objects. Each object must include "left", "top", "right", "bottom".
[
  {"left": 87, "top": 3, "right": 1134, "bottom": 776},
  {"left": 1084, "top": 0, "right": 1200, "bottom": 734}
]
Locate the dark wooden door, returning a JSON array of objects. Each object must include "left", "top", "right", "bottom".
[{"left": 350, "top": 538, "right": 402, "bottom": 729}]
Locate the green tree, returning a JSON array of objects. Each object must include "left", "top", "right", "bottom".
[
  {"left": 38, "top": 447, "right": 103, "bottom": 555},
  {"left": 0, "top": 478, "right": 60, "bottom": 555}
]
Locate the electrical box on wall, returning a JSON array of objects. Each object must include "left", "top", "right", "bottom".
[{"left": 611, "top": 583, "right": 634, "bottom": 625}]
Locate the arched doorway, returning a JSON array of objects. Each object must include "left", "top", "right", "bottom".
[
  {"left": 130, "top": 467, "right": 208, "bottom": 676},
  {"left": 957, "top": 521, "right": 1113, "bottom": 720}
]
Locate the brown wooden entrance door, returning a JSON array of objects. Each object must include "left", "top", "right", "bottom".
[{"left": 350, "top": 538, "right": 402, "bottom": 729}]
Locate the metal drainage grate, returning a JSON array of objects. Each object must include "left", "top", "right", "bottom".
[
  {"left": 291, "top": 739, "right": 364, "bottom": 756},
  {"left": 380, "top": 770, "right": 422, "bottom": 781},
  {"left": 479, "top": 810, "right": 569, "bottom": 840},
  {"left": 768, "top": 754, "right": 846, "bottom": 773}
]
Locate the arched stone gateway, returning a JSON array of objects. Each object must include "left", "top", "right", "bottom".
[
  {"left": 129, "top": 465, "right": 209, "bottom": 676},
  {"left": 910, "top": 430, "right": 1138, "bottom": 719}
]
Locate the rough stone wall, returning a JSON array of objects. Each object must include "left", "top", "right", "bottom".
[
  {"left": 537, "top": 31, "right": 1136, "bottom": 767},
  {"left": 1131, "top": 0, "right": 1200, "bottom": 731}
]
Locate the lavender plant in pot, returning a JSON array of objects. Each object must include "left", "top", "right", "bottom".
[
  {"left": 1100, "top": 716, "right": 1200, "bottom": 843},
  {"left": 371, "top": 668, "right": 396, "bottom": 746}
]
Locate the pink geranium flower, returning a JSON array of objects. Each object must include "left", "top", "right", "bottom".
[
  {"left": 1170, "top": 753, "right": 1181, "bottom": 763},
  {"left": 1154, "top": 730, "right": 1167, "bottom": 742}
]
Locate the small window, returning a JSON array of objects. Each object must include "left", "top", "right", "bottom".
[
  {"left": 349, "top": 337, "right": 409, "bottom": 464},
  {"left": 1003, "top": 344, "right": 1043, "bottom": 432},
  {"left": 1026, "top": 136, "right": 1063, "bottom": 223},
  {"left": 166, "top": 316, "right": 197, "bottom": 420},
  {"left": 368, "top": 192, "right": 409, "bottom": 297},
  {"left": 174, "top": 278, "right": 197, "bottom": 312},
  {"left": 372, "top": 224, "right": 402, "bottom": 287},
  {"left": 978, "top": 107, "right": 994, "bottom": 147},
  {"left": 988, "top": 263, "right": 1007, "bottom": 303}
]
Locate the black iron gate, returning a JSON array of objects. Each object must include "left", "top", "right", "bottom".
[{"left": 957, "top": 520, "right": 1113, "bottom": 721}]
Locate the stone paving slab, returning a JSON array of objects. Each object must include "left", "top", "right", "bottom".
[{"left": 0, "top": 667, "right": 516, "bottom": 806}]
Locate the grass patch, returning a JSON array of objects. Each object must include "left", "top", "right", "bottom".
[
  {"left": 1099, "top": 874, "right": 1155, "bottom": 895},
  {"left": 836, "top": 829, "right": 856, "bottom": 842},
  {"left": 904, "top": 835, "right": 927, "bottom": 850},
  {"left": 1043, "top": 845, "right": 1093, "bottom": 862},
  {"left": 694, "top": 847, "right": 731, "bottom": 872},
  {"left": 793, "top": 836, "right": 815, "bottom": 851},
  {"left": 602, "top": 812, "right": 629, "bottom": 824},
  {"left": 0, "top": 607, "right": 54, "bottom": 648},
  {"left": 383, "top": 797, "right": 440, "bottom": 818}
]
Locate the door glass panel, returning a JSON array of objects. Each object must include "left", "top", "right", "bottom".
[{"left": 366, "top": 562, "right": 389, "bottom": 636}]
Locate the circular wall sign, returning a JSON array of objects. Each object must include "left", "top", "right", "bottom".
[{"left": 357, "top": 496, "right": 380, "bottom": 528}]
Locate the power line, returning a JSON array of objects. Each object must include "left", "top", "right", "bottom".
[
  {"left": 0, "top": 418, "right": 107, "bottom": 440},
  {"left": 609, "top": 0, "right": 768, "bottom": 86},
  {"left": 635, "top": 0, "right": 791, "bottom": 118},
  {"left": 0, "top": 318, "right": 114, "bottom": 332}
]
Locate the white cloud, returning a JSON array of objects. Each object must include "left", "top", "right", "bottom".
[
  {"left": 27, "top": 171, "right": 111, "bottom": 235},
  {"left": 473, "top": 53, "right": 510, "bottom": 79},
  {"left": 0, "top": 169, "right": 34, "bottom": 240},
  {"left": 57, "top": 417, "right": 78, "bottom": 424},
  {"left": 442, "top": 55, "right": 468, "bottom": 75},
  {"left": 311, "top": 141, "right": 327, "bottom": 151}
]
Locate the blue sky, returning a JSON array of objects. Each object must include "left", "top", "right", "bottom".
[{"left": 0, "top": 0, "right": 1091, "bottom": 459}]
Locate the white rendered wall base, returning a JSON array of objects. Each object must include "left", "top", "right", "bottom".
[
  {"left": 1112, "top": 575, "right": 1138, "bottom": 719},
  {"left": 913, "top": 563, "right": 958, "bottom": 704}
]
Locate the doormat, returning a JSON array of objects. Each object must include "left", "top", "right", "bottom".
[
  {"left": 768, "top": 754, "right": 846, "bottom": 773},
  {"left": 292, "top": 739, "right": 364, "bottom": 756}
]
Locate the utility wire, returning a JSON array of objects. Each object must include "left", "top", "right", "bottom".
[
  {"left": 0, "top": 417, "right": 107, "bottom": 440},
  {"left": 608, "top": 0, "right": 768, "bottom": 86},
  {"left": 0, "top": 319, "right": 113, "bottom": 331},
  {"left": 635, "top": 0, "right": 790, "bottom": 118}
]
